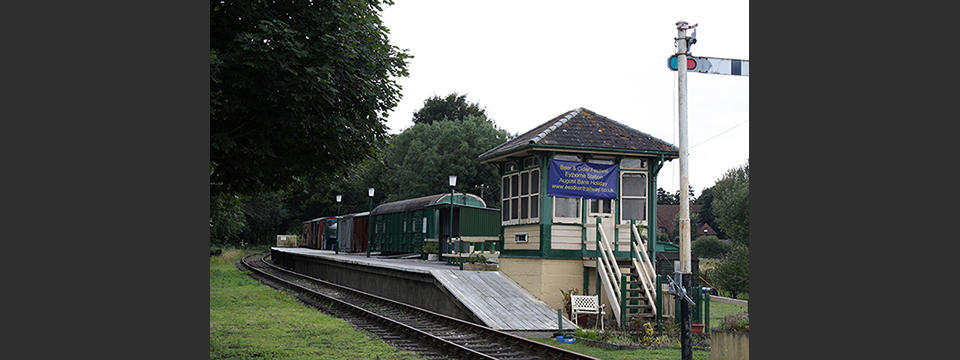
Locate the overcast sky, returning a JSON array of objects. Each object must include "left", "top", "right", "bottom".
[{"left": 380, "top": 1, "right": 748, "bottom": 197}]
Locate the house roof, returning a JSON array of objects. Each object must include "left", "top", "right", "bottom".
[
  {"left": 656, "top": 204, "right": 702, "bottom": 234},
  {"left": 698, "top": 223, "right": 717, "bottom": 237},
  {"left": 478, "top": 107, "right": 678, "bottom": 163}
]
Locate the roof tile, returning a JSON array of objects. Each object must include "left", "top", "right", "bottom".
[{"left": 479, "top": 107, "right": 678, "bottom": 161}]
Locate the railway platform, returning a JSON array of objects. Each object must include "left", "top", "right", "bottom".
[{"left": 271, "top": 247, "right": 577, "bottom": 332}]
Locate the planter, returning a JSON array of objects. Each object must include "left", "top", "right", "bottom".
[
  {"left": 462, "top": 263, "right": 498, "bottom": 271},
  {"left": 574, "top": 314, "right": 600, "bottom": 329},
  {"left": 711, "top": 330, "right": 749, "bottom": 360},
  {"left": 427, "top": 254, "right": 439, "bottom": 261},
  {"left": 693, "top": 323, "right": 704, "bottom": 333}
]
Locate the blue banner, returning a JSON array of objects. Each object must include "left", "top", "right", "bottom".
[{"left": 547, "top": 160, "right": 618, "bottom": 199}]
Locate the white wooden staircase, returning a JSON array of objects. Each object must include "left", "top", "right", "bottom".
[{"left": 594, "top": 218, "right": 658, "bottom": 327}]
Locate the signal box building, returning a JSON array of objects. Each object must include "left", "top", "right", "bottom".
[{"left": 478, "top": 107, "right": 680, "bottom": 326}]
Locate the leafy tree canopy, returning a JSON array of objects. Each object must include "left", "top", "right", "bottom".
[
  {"left": 694, "top": 186, "right": 727, "bottom": 240},
  {"left": 656, "top": 186, "right": 695, "bottom": 205},
  {"left": 373, "top": 116, "right": 512, "bottom": 205},
  {"left": 713, "top": 160, "right": 749, "bottom": 246},
  {"left": 239, "top": 191, "right": 289, "bottom": 245},
  {"left": 210, "top": 195, "right": 246, "bottom": 246},
  {"left": 411, "top": 93, "right": 487, "bottom": 125},
  {"left": 210, "top": 0, "right": 410, "bottom": 197},
  {"left": 704, "top": 243, "right": 749, "bottom": 299}
]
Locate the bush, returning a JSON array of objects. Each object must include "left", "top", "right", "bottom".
[
  {"left": 707, "top": 243, "right": 749, "bottom": 299},
  {"left": 560, "top": 288, "right": 580, "bottom": 317},
  {"left": 691, "top": 236, "right": 731, "bottom": 258},
  {"left": 717, "top": 311, "right": 749, "bottom": 332},
  {"left": 422, "top": 242, "right": 439, "bottom": 254},
  {"left": 467, "top": 254, "right": 486, "bottom": 264}
]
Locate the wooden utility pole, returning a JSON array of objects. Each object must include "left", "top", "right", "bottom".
[{"left": 675, "top": 19, "right": 696, "bottom": 360}]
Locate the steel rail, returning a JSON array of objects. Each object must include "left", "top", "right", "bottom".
[
  {"left": 240, "top": 252, "right": 599, "bottom": 360},
  {"left": 241, "top": 252, "right": 499, "bottom": 359}
]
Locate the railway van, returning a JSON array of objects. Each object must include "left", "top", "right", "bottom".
[
  {"left": 336, "top": 212, "right": 370, "bottom": 253},
  {"left": 368, "top": 192, "right": 501, "bottom": 256},
  {"left": 301, "top": 216, "right": 337, "bottom": 250}
]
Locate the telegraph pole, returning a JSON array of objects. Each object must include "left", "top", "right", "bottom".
[
  {"left": 667, "top": 21, "right": 748, "bottom": 360},
  {"left": 675, "top": 19, "right": 696, "bottom": 360}
]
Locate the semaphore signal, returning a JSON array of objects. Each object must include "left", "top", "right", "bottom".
[{"left": 667, "top": 55, "right": 749, "bottom": 76}]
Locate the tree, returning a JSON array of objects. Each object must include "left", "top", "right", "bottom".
[
  {"left": 239, "top": 192, "right": 289, "bottom": 245},
  {"left": 704, "top": 243, "right": 749, "bottom": 299},
  {"left": 694, "top": 186, "right": 727, "bottom": 240},
  {"left": 210, "top": 195, "right": 246, "bottom": 246},
  {"left": 411, "top": 93, "right": 488, "bottom": 125},
  {"left": 656, "top": 186, "right": 696, "bottom": 205},
  {"left": 376, "top": 116, "right": 512, "bottom": 206},
  {"left": 656, "top": 187, "right": 678, "bottom": 205},
  {"left": 713, "top": 160, "right": 749, "bottom": 246},
  {"left": 210, "top": 0, "right": 410, "bottom": 197},
  {"left": 691, "top": 235, "right": 731, "bottom": 259},
  {"left": 279, "top": 171, "right": 378, "bottom": 234}
]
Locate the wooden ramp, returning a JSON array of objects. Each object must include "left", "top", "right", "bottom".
[
  {"left": 270, "top": 248, "right": 575, "bottom": 332},
  {"left": 432, "top": 270, "right": 577, "bottom": 331}
]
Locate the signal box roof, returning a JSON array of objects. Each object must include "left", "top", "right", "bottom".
[{"left": 478, "top": 107, "right": 679, "bottom": 163}]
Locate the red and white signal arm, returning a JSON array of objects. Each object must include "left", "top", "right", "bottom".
[{"left": 668, "top": 55, "right": 748, "bottom": 76}]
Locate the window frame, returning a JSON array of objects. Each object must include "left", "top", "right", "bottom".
[
  {"left": 620, "top": 157, "right": 648, "bottom": 170},
  {"left": 619, "top": 171, "right": 647, "bottom": 224},
  {"left": 501, "top": 157, "right": 540, "bottom": 226},
  {"left": 589, "top": 198, "right": 614, "bottom": 216},
  {"left": 553, "top": 196, "right": 582, "bottom": 224}
]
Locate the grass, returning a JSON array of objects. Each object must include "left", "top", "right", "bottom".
[
  {"left": 708, "top": 301, "right": 748, "bottom": 329},
  {"left": 700, "top": 257, "right": 749, "bottom": 330},
  {"left": 530, "top": 337, "right": 711, "bottom": 360},
  {"left": 210, "top": 246, "right": 424, "bottom": 360},
  {"left": 210, "top": 245, "right": 745, "bottom": 360},
  {"left": 699, "top": 257, "right": 749, "bottom": 301}
]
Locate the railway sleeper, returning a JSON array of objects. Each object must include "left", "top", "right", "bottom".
[{"left": 245, "top": 254, "right": 600, "bottom": 360}]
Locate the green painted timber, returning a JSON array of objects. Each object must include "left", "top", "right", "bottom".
[{"left": 369, "top": 193, "right": 500, "bottom": 255}]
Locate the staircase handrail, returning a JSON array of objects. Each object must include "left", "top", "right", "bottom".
[
  {"left": 630, "top": 225, "right": 658, "bottom": 317},
  {"left": 597, "top": 224, "right": 622, "bottom": 289},
  {"left": 630, "top": 224, "right": 657, "bottom": 284},
  {"left": 596, "top": 218, "right": 621, "bottom": 323}
]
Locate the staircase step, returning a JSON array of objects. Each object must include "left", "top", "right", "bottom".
[
  {"left": 625, "top": 304, "right": 653, "bottom": 310},
  {"left": 625, "top": 313, "right": 656, "bottom": 319}
]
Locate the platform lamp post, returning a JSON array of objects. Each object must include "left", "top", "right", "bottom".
[
  {"left": 335, "top": 195, "right": 341, "bottom": 254},
  {"left": 366, "top": 188, "right": 375, "bottom": 257},
  {"left": 448, "top": 175, "right": 457, "bottom": 256}
]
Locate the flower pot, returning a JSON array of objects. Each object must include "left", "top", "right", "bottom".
[{"left": 693, "top": 323, "right": 704, "bottom": 333}]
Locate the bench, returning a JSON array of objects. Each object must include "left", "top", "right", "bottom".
[{"left": 571, "top": 295, "right": 605, "bottom": 330}]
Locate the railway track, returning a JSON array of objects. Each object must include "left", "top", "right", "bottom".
[{"left": 239, "top": 252, "right": 598, "bottom": 360}]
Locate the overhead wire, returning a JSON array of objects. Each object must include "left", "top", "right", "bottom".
[{"left": 691, "top": 119, "right": 749, "bottom": 149}]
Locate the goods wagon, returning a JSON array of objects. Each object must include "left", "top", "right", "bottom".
[
  {"left": 336, "top": 211, "right": 369, "bottom": 253},
  {"left": 368, "top": 192, "right": 501, "bottom": 255},
  {"left": 301, "top": 216, "right": 337, "bottom": 250}
]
